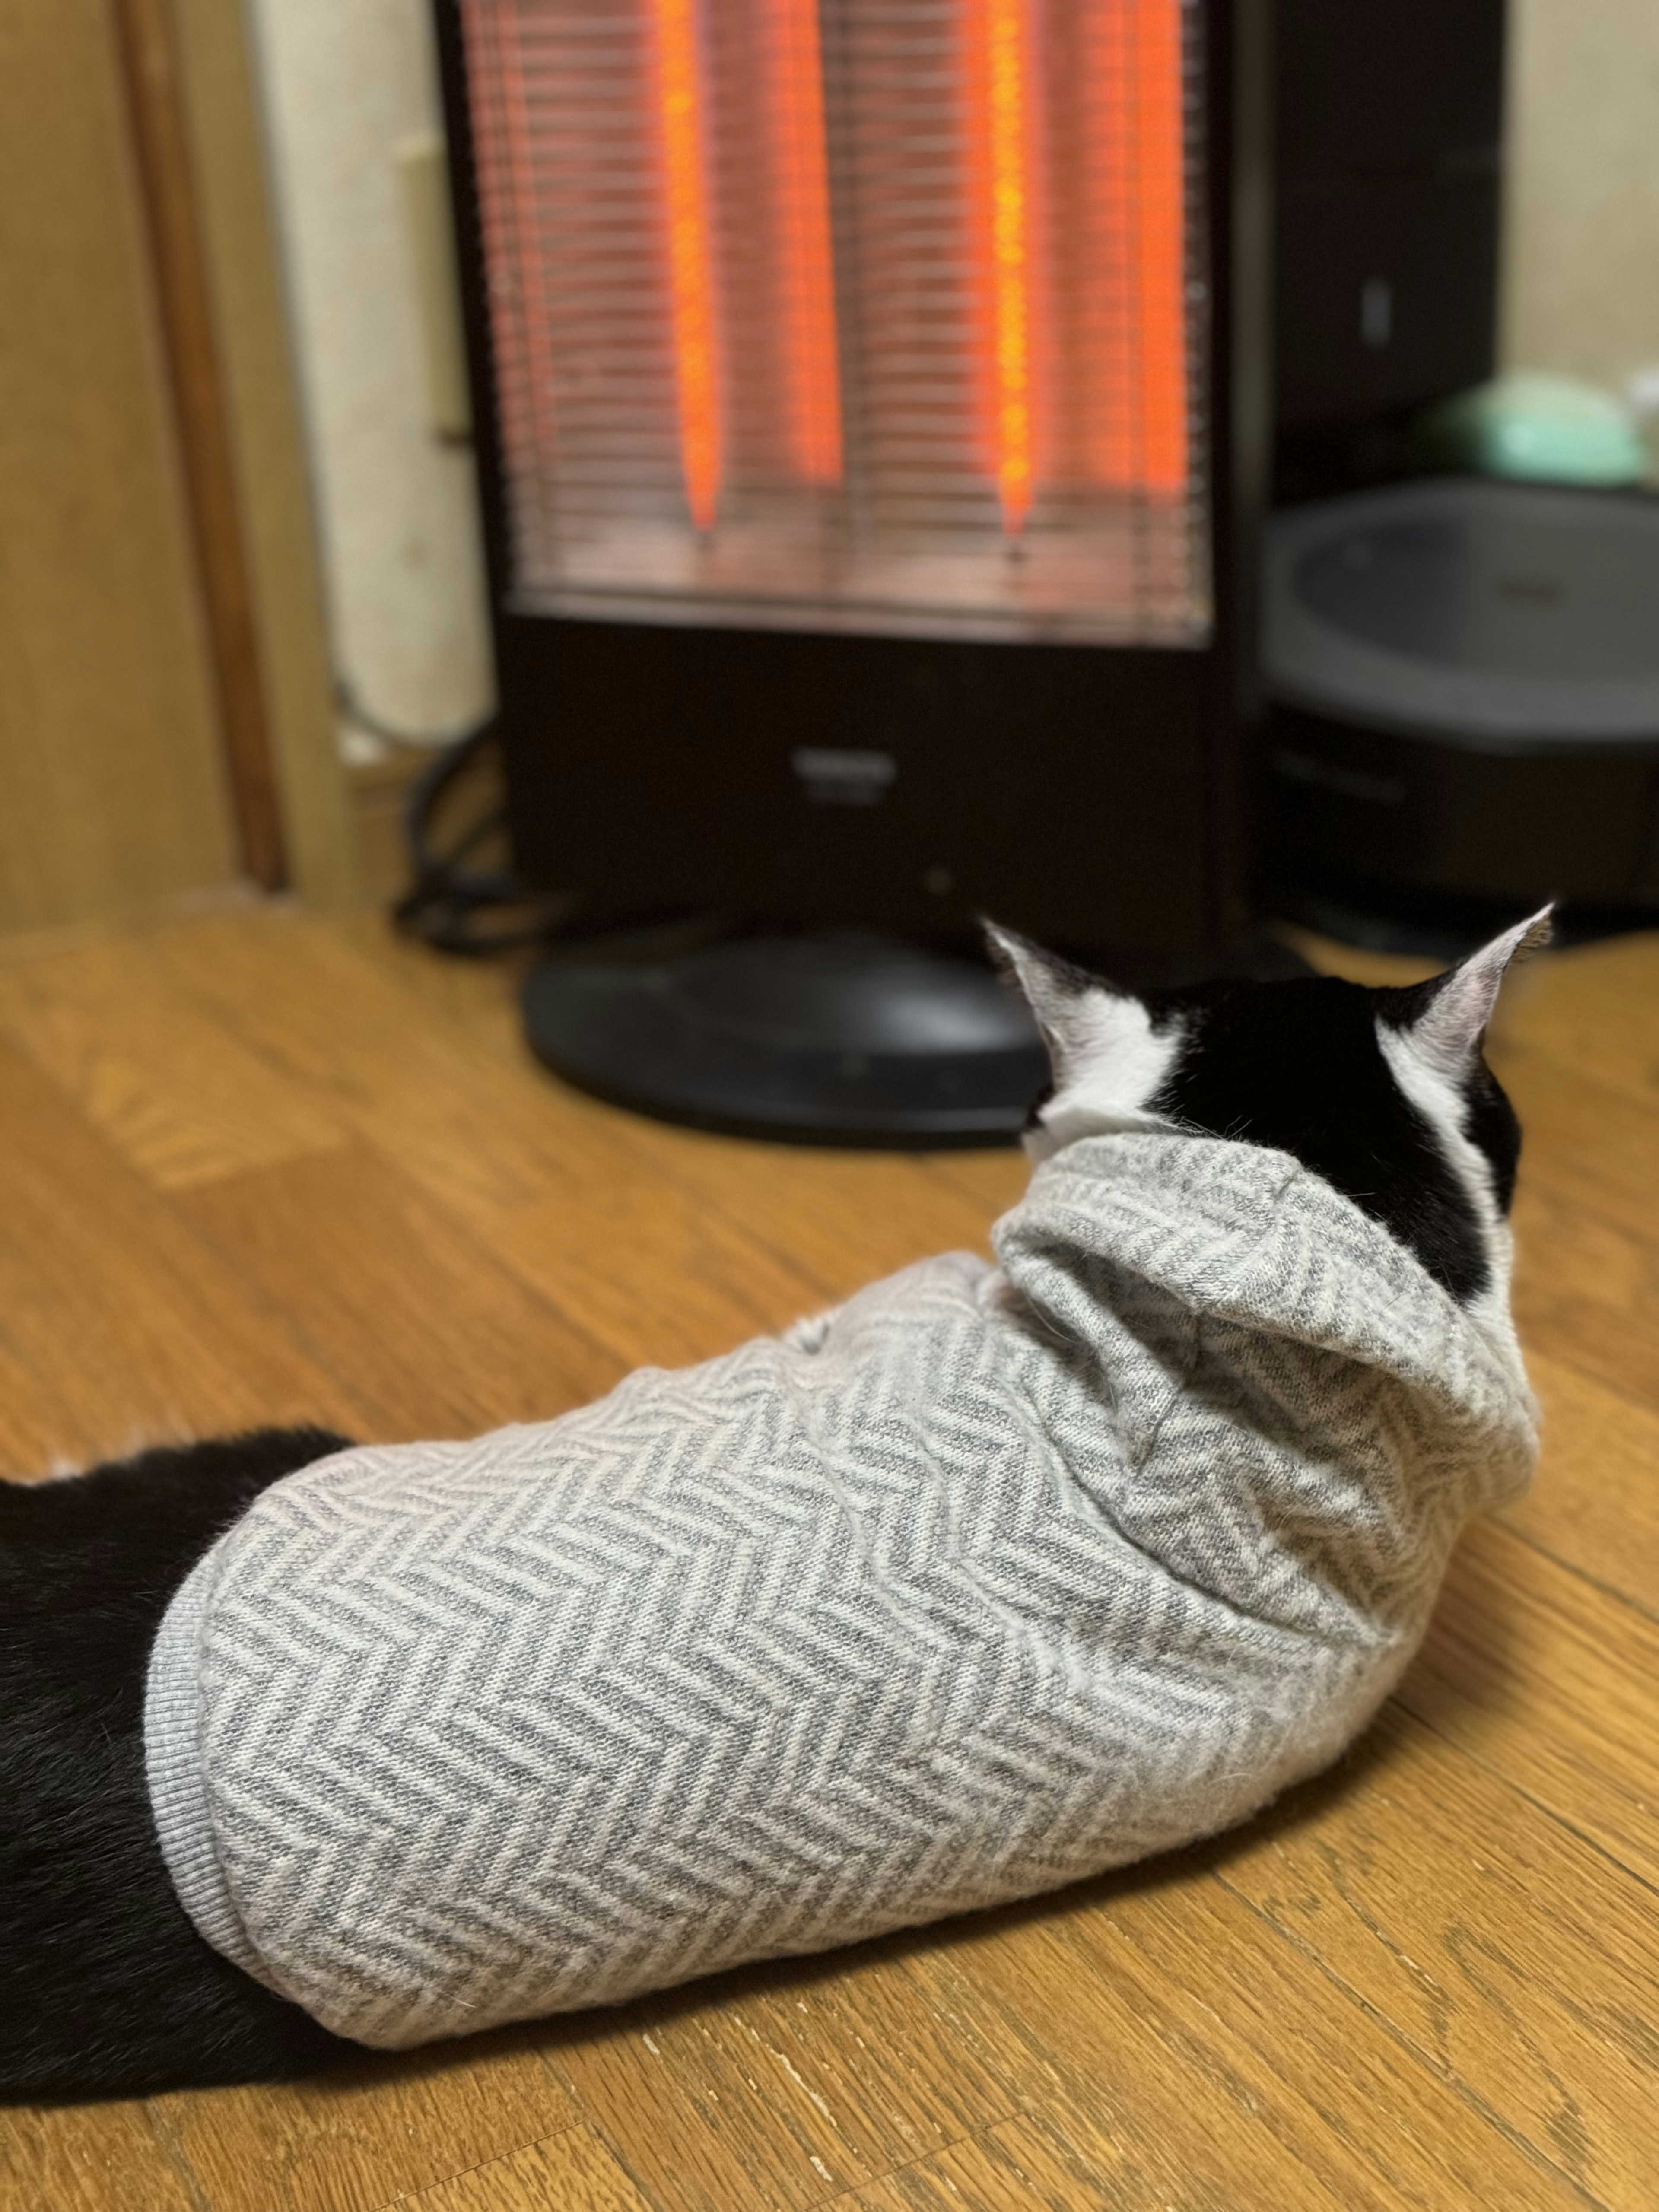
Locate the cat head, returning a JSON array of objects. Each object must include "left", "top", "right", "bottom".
[{"left": 986, "top": 910, "right": 1552, "bottom": 1311}]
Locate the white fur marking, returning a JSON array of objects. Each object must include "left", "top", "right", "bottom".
[
  {"left": 1375, "top": 903, "right": 1550, "bottom": 1338},
  {"left": 1027, "top": 993, "right": 1186, "bottom": 1162},
  {"left": 1376, "top": 1019, "right": 1515, "bottom": 1335}
]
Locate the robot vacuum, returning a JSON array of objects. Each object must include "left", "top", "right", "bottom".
[{"left": 1263, "top": 477, "right": 1659, "bottom": 941}]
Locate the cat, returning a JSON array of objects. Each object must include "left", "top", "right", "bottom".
[{"left": 0, "top": 909, "right": 1548, "bottom": 2104}]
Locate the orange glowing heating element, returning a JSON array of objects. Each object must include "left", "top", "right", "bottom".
[
  {"left": 769, "top": 0, "right": 843, "bottom": 485},
  {"left": 969, "top": 0, "right": 1039, "bottom": 534},
  {"left": 1090, "top": 0, "right": 1189, "bottom": 494},
  {"left": 1130, "top": 0, "right": 1189, "bottom": 494},
  {"left": 651, "top": 0, "right": 722, "bottom": 530},
  {"left": 461, "top": 0, "right": 1204, "bottom": 639}
]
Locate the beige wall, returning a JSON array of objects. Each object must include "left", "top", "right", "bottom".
[{"left": 1502, "top": 0, "right": 1659, "bottom": 397}]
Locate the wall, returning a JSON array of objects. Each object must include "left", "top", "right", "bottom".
[
  {"left": 1501, "top": 0, "right": 1659, "bottom": 397},
  {"left": 244, "top": 0, "right": 493, "bottom": 756}
]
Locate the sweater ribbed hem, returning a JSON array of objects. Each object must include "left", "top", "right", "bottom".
[{"left": 143, "top": 1542, "right": 267, "bottom": 1986}]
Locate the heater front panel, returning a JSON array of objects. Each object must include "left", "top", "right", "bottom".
[
  {"left": 496, "top": 613, "right": 1218, "bottom": 953},
  {"left": 458, "top": 0, "right": 1210, "bottom": 648}
]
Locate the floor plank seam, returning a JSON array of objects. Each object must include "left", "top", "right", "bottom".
[
  {"left": 535, "top": 2048, "right": 674, "bottom": 2212},
  {"left": 1530, "top": 1345, "right": 1659, "bottom": 1428},
  {"left": 1204, "top": 1866, "right": 1617, "bottom": 2212},
  {"left": 349, "top": 926, "right": 864, "bottom": 1313},
  {"left": 808, "top": 2109, "right": 1030, "bottom": 2211},
  {"left": 147, "top": 1204, "right": 381, "bottom": 1440},
  {"left": 1024, "top": 1949, "right": 1359, "bottom": 2211},
  {"left": 178, "top": 1129, "right": 623, "bottom": 1437},
  {"left": 212, "top": 921, "right": 843, "bottom": 1342},
  {"left": 1497, "top": 1516, "right": 1659, "bottom": 1635},
  {"left": 141, "top": 2099, "right": 216, "bottom": 2212},
  {"left": 141, "top": 912, "right": 373, "bottom": 1103},
  {"left": 1389, "top": 1697, "right": 1659, "bottom": 1916},
  {"left": 376, "top": 2115, "right": 589, "bottom": 2212},
  {"left": 467, "top": 1077, "right": 851, "bottom": 1318},
  {"left": 149, "top": 927, "right": 726, "bottom": 1383}
]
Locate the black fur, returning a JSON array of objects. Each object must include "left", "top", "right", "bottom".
[
  {"left": 1, "top": 1430, "right": 356, "bottom": 2102},
  {"left": 1141, "top": 972, "right": 1516, "bottom": 1306},
  {"left": 1020, "top": 1077, "right": 1055, "bottom": 1135}
]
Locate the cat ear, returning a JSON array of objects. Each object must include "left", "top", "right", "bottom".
[
  {"left": 982, "top": 921, "right": 1157, "bottom": 1089},
  {"left": 1393, "top": 905, "right": 1554, "bottom": 1077},
  {"left": 983, "top": 924, "right": 1110, "bottom": 1075},
  {"left": 985, "top": 922, "right": 1181, "bottom": 1151}
]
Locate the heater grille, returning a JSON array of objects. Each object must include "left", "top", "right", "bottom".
[{"left": 460, "top": 0, "right": 1210, "bottom": 645}]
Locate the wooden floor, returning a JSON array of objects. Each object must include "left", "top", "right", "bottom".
[{"left": 3, "top": 902, "right": 1658, "bottom": 2211}]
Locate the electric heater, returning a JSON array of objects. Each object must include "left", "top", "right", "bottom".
[{"left": 434, "top": 0, "right": 1268, "bottom": 1139}]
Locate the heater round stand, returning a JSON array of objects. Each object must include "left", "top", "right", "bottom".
[{"left": 521, "top": 933, "right": 1049, "bottom": 1146}]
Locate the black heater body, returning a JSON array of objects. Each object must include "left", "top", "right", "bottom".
[
  {"left": 495, "top": 623, "right": 1230, "bottom": 958},
  {"left": 434, "top": 0, "right": 1271, "bottom": 1140},
  {"left": 1272, "top": 0, "right": 1505, "bottom": 501}
]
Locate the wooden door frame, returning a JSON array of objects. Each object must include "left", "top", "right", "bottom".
[{"left": 111, "top": 0, "right": 361, "bottom": 905}]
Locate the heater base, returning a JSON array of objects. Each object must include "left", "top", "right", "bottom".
[
  {"left": 521, "top": 932, "right": 1047, "bottom": 1147},
  {"left": 521, "top": 928, "right": 1317, "bottom": 1146}
]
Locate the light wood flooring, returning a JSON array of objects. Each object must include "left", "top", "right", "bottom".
[{"left": 2, "top": 902, "right": 1658, "bottom": 2212}]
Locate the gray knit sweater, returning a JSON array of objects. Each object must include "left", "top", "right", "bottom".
[{"left": 144, "top": 1133, "right": 1536, "bottom": 2050}]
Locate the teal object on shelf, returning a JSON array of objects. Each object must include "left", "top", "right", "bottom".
[{"left": 1418, "top": 372, "right": 1648, "bottom": 487}]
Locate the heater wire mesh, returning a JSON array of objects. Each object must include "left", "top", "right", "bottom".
[{"left": 459, "top": 0, "right": 1210, "bottom": 646}]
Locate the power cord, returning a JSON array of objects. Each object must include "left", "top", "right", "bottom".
[
  {"left": 375, "top": 683, "right": 713, "bottom": 962},
  {"left": 391, "top": 722, "right": 571, "bottom": 956}
]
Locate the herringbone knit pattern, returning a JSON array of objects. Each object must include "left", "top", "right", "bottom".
[{"left": 144, "top": 1135, "right": 1537, "bottom": 2049}]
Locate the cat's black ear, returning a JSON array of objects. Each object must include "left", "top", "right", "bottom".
[{"left": 1387, "top": 905, "right": 1553, "bottom": 1076}]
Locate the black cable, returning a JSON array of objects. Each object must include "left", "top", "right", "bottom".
[
  {"left": 391, "top": 722, "right": 568, "bottom": 957},
  {"left": 383, "top": 694, "right": 719, "bottom": 963}
]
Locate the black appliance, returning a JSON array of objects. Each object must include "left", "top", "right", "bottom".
[
  {"left": 434, "top": 0, "right": 1273, "bottom": 1141},
  {"left": 1265, "top": 479, "right": 1659, "bottom": 939},
  {"left": 1273, "top": 0, "right": 1505, "bottom": 500},
  {"left": 1264, "top": 1, "right": 1659, "bottom": 944}
]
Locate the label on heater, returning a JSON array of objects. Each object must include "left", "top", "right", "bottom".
[{"left": 791, "top": 749, "right": 898, "bottom": 807}]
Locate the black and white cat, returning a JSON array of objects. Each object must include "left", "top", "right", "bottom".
[
  {"left": 0, "top": 910, "right": 1548, "bottom": 2105},
  {"left": 992, "top": 906, "right": 1548, "bottom": 1329}
]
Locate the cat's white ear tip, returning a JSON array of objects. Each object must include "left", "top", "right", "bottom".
[
  {"left": 980, "top": 918, "right": 1028, "bottom": 973},
  {"left": 1516, "top": 903, "right": 1555, "bottom": 959}
]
